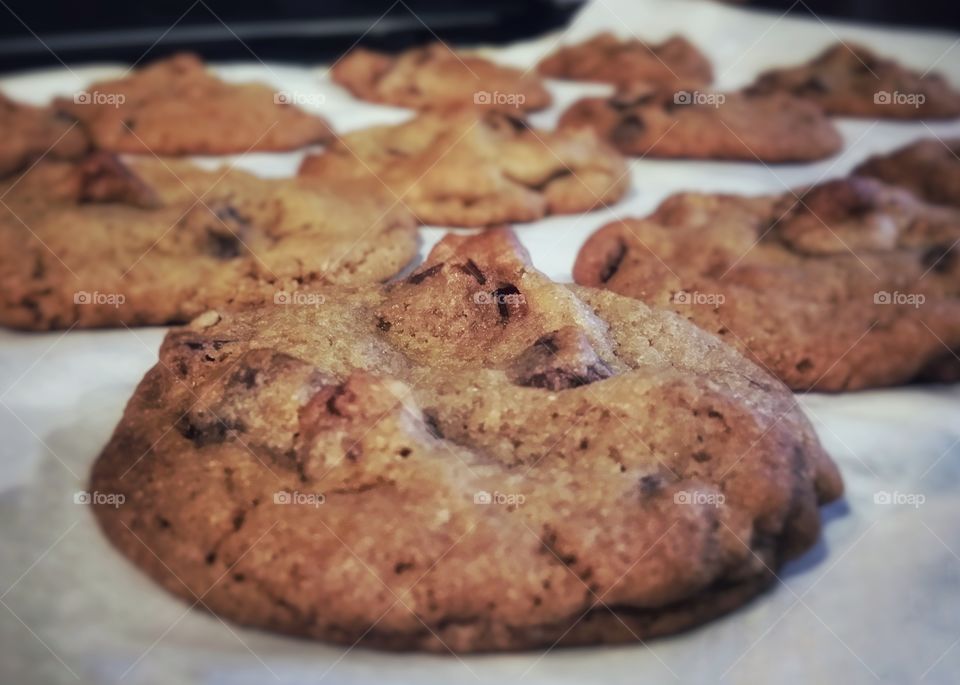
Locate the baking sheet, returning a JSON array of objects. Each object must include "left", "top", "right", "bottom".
[{"left": 1, "top": 0, "right": 960, "bottom": 683}]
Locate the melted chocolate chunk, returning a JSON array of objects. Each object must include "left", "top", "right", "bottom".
[
  {"left": 408, "top": 263, "right": 444, "bottom": 284},
  {"left": 599, "top": 240, "right": 627, "bottom": 283},
  {"left": 456, "top": 259, "right": 486, "bottom": 285}
]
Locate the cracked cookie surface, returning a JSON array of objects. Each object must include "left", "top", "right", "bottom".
[
  {"left": 0, "top": 153, "right": 417, "bottom": 329},
  {"left": 748, "top": 42, "right": 960, "bottom": 119},
  {"left": 54, "top": 53, "right": 333, "bottom": 154},
  {"left": 91, "top": 228, "right": 841, "bottom": 652},
  {"left": 299, "top": 108, "right": 630, "bottom": 227},
  {"left": 559, "top": 85, "right": 842, "bottom": 162},
  {"left": 855, "top": 138, "right": 960, "bottom": 209},
  {"left": 538, "top": 33, "right": 713, "bottom": 88},
  {"left": 0, "top": 93, "right": 88, "bottom": 177},
  {"left": 574, "top": 177, "right": 960, "bottom": 391},
  {"left": 331, "top": 43, "right": 551, "bottom": 111}
]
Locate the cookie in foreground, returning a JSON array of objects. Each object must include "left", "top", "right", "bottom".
[
  {"left": 299, "top": 108, "right": 630, "bottom": 227},
  {"left": 331, "top": 43, "right": 551, "bottom": 111},
  {"left": 91, "top": 228, "right": 841, "bottom": 652},
  {"left": 54, "top": 53, "right": 333, "bottom": 155},
  {"left": 574, "top": 178, "right": 960, "bottom": 391},
  {"left": 0, "top": 153, "right": 417, "bottom": 330}
]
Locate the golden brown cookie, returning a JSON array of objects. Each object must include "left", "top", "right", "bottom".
[
  {"left": 0, "top": 93, "right": 88, "bottom": 177},
  {"left": 574, "top": 177, "right": 960, "bottom": 391},
  {"left": 299, "top": 108, "right": 630, "bottom": 227},
  {"left": 331, "top": 43, "right": 551, "bottom": 111},
  {"left": 0, "top": 153, "right": 417, "bottom": 330},
  {"left": 749, "top": 42, "right": 960, "bottom": 119},
  {"left": 90, "top": 228, "right": 841, "bottom": 653},
  {"left": 855, "top": 138, "right": 960, "bottom": 208},
  {"left": 558, "top": 85, "right": 842, "bottom": 162},
  {"left": 538, "top": 33, "right": 713, "bottom": 88},
  {"left": 54, "top": 53, "right": 333, "bottom": 155}
]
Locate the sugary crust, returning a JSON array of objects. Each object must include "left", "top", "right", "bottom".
[{"left": 91, "top": 228, "right": 841, "bottom": 652}]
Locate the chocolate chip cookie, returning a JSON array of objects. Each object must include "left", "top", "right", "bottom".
[
  {"left": 855, "top": 138, "right": 960, "bottom": 208},
  {"left": 54, "top": 53, "right": 333, "bottom": 155},
  {"left": 0, "top": 93, "right": 88, "bottom": 177},
  {"left": 575, "top": 177, "right": 960, "bottom": 391},
  {"left": 0, "top": 153, "right": 417, "bottom": 330},
  {"left": 299, "top": 108, "right": 630, "bottom": 227},
  {"left": 90, "top": 227, "right": 841, "bottom": 652},
  {"left": 538, "top": 33, "right": 713, "bottom": 88},
  {"left": 749, "top": 42, "right": 960, "bottom": 119},
  {"left": 331, "top": 43, "right": 551, "bottom": 111},
  {"left": 558, "top": 85, "right": 842, "bottom": 162}
]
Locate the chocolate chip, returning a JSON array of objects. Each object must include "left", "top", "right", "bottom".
[
  {"left": 521, "top": 364, "right": 612, "bottom": 391},
  {"left": 508, "top": 327, "right": 614, "bottom": 391},
  {"left": 599, "top": 240, "right": 627, "bottom": 283},
  {"left": 488, "top": 112, "right": 530, "bottom": 133},
  {"left": 612, "top": 114, "right": 646, "bottom": 146},
  {"left": 376, "top": 316, "right": 392, "bottom": 332},
  {"left": 639, "top": 475, "right": 662, "bottom": 496},
  {"left": 922, "top": 243, "right": 957, "bottom": 274},
  {"left": 799, "top": 75, "right": 830, "bottom": 94},
  {"left": 196, "top": 202, "right": 253, "bottom": 260},
  {"left": 456, "top": 259, "right": 487, "bottom": 285},
  {"left": 492, "top": 284, "right": 522, "bottom": 319},
  {"left": 176, "top": 412, "right": 236, "bottom": 447},
  {"left": 534, "top": 333, "right": 559, "bottom": 355},
  {"left": 407, "top": 262, "right": 443, "bottom": 285},
  {"left": 422, "top": 410, "right": 444, "bottom": 439}
]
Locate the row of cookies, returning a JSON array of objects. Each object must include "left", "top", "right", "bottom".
[
  {"left": 334, "top": 35, "right": 960, "bottom": 162},
  {"left": 6, "top": 34, "right": 959, "bottom": 177}
]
